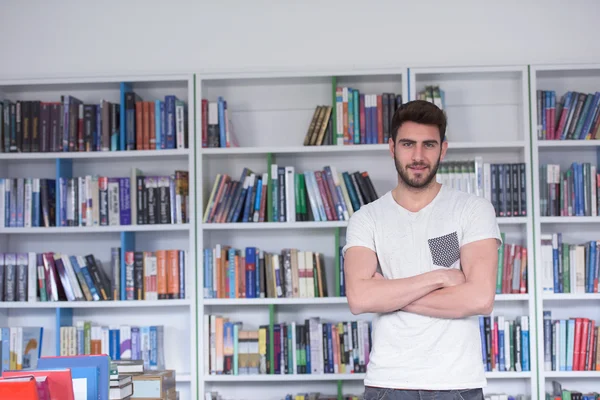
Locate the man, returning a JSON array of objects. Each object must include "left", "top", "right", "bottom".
[{"left": 342, "top": 100, "right": 501, "bottom": 400}]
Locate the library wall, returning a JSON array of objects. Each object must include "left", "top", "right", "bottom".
[{"left": 1, "top": 0, "right": 600, "bottom": 78}]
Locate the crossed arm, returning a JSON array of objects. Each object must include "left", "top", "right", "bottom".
[{"left": 345, "top": 237, "right": 499, "bottom": 319}]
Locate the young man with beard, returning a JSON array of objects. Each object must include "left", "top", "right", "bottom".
[{"left": 343, "top": 100, "right": 501, "bottom": 400}]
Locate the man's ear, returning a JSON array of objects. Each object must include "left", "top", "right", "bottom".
[{"left": 440, "top": 139, "right": 449, "bottom": 161}]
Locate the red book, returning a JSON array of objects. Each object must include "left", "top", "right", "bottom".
[
  {"left": 2, "top": 369, "right": 73, "bottom": 400},
  {"left": 0, "top": 375, "right": 39, "bottom": 399}
]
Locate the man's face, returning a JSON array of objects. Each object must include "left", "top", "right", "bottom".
[{"left": 389, "top": 121, "right": 447, "bottom": 189}]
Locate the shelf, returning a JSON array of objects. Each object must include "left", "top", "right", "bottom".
[
  {"left": 539, "top": 216, "right": 600, "bottom": 224},
  {"left": 200, "top": 141, "right": 526, "bottom": 156},
  {"left": 543, "top": 293, "right": 600, "bottom": 301},
  {"left": 496, "top": 217, "right": 528, "bottom": 225},
  {"left": 203, "top": 373, "right": 365, "bottom": 382},
  {"left": 545, "top": 371, "right": 600, "bottom": 378},
  {"left": 204, "top": 297, "right": 348, "bottom": 306},
  {"left": 202, "top": 221, "right": 347, "bottom": 230},
  {"left": 202, "top": 218, "right": 524, "bottom": 230},
  {"left": 485, "top": 371, "right": 532, "bottom": 379},
  {"left": 537, "top": 140, "right": 600, "bottom": 148},
  {"left": 176, "top": 373, "right": 192, "bottom": 383},
  {"left": 495, "top": 294, "right": 530, "bottom": 301},
  {"left": 0, "top": 299, "right": 191, "bottom": 309},
  {"left": 203, "top": 371, "right": 529, "bottom": 382},
  {"left": 0, "top": 224, "right": 191, "bottom": 234},
  {"left": 0, "top": 149, "right": 190, "bottom": 160},
  {"left": 204, "top": 294, "right": 525, "bottom": 306}
]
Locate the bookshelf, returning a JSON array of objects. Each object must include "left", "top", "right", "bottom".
[
  {"left": 197, "top": 66, "right": 538, "bottom": 400},
  {"left": 5, "top": 62, "right": 600, "bottom": 400},
  {"left": 530, "top": 63, "right": 600, "bottom": 397},
  {"left": 0, "top": 74, "right": 197, "bottom": 399}
]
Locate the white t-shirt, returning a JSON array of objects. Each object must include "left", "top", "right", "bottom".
[{"left": 342, "top": 184, "right": 502, "bottom": 390}]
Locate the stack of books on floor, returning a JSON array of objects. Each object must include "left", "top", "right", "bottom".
[{"left": 113, "top": 359, "right": 177, "bottom": 400}]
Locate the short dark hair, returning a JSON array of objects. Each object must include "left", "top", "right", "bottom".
[{"left": 390, "top": 100, "right": 447, "bottom": 143}]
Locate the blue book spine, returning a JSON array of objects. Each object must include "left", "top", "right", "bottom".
[
  {"left": 150, "top": 326, "right": 158, "bottom": 369},
  {"left": 353, "top": 89, "right": 360, "bottom": 144},
  {"left": 120, "top": 83, "right": 132, "bottom": 151},
  {"left": 245, "top": 247, "right": 256, "bottom": 298},
  {"left": 567, "top": 319, "right": 575, "bottom": 371},
  {"left": 118, "top": 178, "right": 131, "bottom": 225},
  {"left": 521, "top": 317, "right": 530, "bottom": 371},
  {"left": 559, "top": 319, "right": 567, "bottom": 371},
  {"left": 32, "top": 179, "right": 40, "bottom": 227},
  {"left": 228, "top": 248, "right": 236, "bottom": 298},
  {"left": 109, "top": 328, "right": 120, "bottom": 361},
  {"left": 179, "top": 250, "right": 185, "bottom": 299},
  {"left": 498, "top": 318, "right": 505, "bottom": 371},
  {"left": 217, "top": 97, "right": 226, "bottom": 148},
  {"left": 1, "top": 328, "right": 9, "bottom": 373}
]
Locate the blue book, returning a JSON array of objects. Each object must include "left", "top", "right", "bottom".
[{"left": 38, "top": 354, "right": 110, "bottom": 400}]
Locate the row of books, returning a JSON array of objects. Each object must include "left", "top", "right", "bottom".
[
  {"left": 537, "top": 89, "right": 600, "bottom": 141},
  {"left": 0, "top": 248, "right": 188, "bottom": 303},
  {"left": 304, "top": 89, "right": 404, "bottom": 147},
  {"left": 540, "top": 163, "right": 598, "bottom": 217},
  {"left": 203, "top": 246, "right": 329, "bottom": 300},
  {"left": 479, "top": 315, "right": 531, "bottom": 372},
  {"left": 205, "top": 315, "right": 371, "bottom": 376},
  {"left": 202, "top": 237, "right": 524, "bottom": 300},
  {"left": 201, "top": 97, "right": 238, "bottom": 149},
  {"left": 203, "top": 166, "right": 378, "bottom": 224},
  {"left": 0, "top": 326, "right": 43, "bottom": 373},
  {"left": 437, "top": 159, "right": 528, "bottom": 218},
  {"left": 0, "top": 95, "right": 187, "bottom": 154},
  {"left": 0, "top": 170, "right": 190, "bottom": 227},
  {"left": 540, "top": 234, "right": 600, "bottom": 294},
  {"left": 0, "top": 94, "right": 188, "bottom": 153},
  {"left": 547, "top": 380, "right": 598, "bottom": 400},
  {"left": 0, "top": 252, "right": 111, "bottom": 303},
  {"left": 497, "top": 236, "right": 528, "bottom": 295},
  {"left": 121, "top": 249, "right": 187, "bottom": 301},
  {"left": 416, "top": 85, "right": 446, "bottom": 109},
  {"left": 59, "top": 322, "right": 165, "bottom": 371},
  {"left": 543, "top": 312, "right": 600, "bottom": 372}
]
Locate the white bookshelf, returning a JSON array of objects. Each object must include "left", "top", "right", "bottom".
[
  {"left": 530, "top": 63, "right": 600, "bottom": 397},
  {"left": 197, "top": 65, "right": 537, "bottom": 400},
  {"left": 0, "top": 74, "right": 197, "bottom": 399}
]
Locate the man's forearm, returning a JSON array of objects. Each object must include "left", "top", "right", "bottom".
[
  {"left": 347, "top": 271, "right": 445, "bottom": 315},
  {"left": 402, "top": 281, "right": 494, "bottom": 319}
]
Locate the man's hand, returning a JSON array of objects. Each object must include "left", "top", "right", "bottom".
[
  {"left": 345, "top": 247, "right": 450, "bottom": 315},
  {"left": 440, "top": 268, "right": 466, "bottom": 287},
  {"left": 375, "top": 268, "right": 465, "bottom": 287}
]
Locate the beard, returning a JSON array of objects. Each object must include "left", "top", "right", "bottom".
[{"left": 394, "top": 151, "right": 441, "bottom": 189}]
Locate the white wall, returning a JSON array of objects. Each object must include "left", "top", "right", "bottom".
[{"left": 1, "top": 0, "right": 600, "bottom": 79}]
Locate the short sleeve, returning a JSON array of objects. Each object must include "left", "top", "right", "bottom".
[
  {"left": 342, "top": 208, "right": 376, "bottom": 256},
  {"left": 461, "top": 196, "right": 503, "bottom": 248}
]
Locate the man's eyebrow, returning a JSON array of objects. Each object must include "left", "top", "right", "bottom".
[{"left": 397, "top": 139, "right": 439, "bottom": 145}]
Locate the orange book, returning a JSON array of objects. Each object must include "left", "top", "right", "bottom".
[
  {"left": 156, "top": 250, "right": 168, "bottom": 300},
  {"left": 166, "top": 250, "right": 180, "bottom": 299},
  {"left": 135, "top": 102, "right": 144, "bottom": 150},
  {"left": 149, "top": 102, "right": 156, "bottom": 149}
]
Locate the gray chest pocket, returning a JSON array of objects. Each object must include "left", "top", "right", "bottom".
[{"left": 428, "top": 231, "right": 460, "bottom": 268}]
